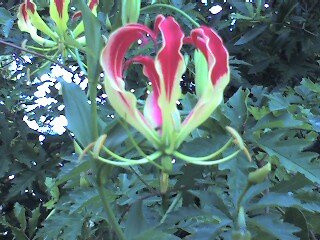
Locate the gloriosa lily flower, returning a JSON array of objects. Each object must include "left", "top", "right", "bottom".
[
  {"left": 98, "top": 15, "right": 249, "bottom": 170},
  {"left": 17, "top": 0, "right": 98, "bottom": 50}
]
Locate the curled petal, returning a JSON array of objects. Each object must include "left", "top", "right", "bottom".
[
  {"left": 17, "top": 3, "right": 56, "bottom": 47},
  {"left": 155, "top": 16, "right": 185, "bottom": 102},
  {"left": 154, "top": 16, "right": 185, "bottom": 144},
  {"left": 177, "top": 27, "right": 229, "bottom": 147},
  {"left": 189, "top": 26, "right": 229, "bottom": 85},
  {"left": 24, "top": 0, "right": 58, "bottom": 41},
  {"left": 72, "top": 0, "right": 99, "bottom": 38},
  {"left": 100, "top": 24, "right": 159, "bottom": 145},
  {"left": 50, "top": 0, "right": 70, "bottom": 36},
  {"left": 126, "top": 56, "right": 162, "bottom": 130}
]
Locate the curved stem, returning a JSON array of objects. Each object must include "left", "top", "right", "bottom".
[
  {"left": 141, "top": 4, "right": 200, "bottom": 28},
  {"left": 173, "top": 138, "right": 234, "bottom": 162},
  {"left": 27, "top": 45, "right": 58, "bottom": 52},
  {"left": 99, "top": 147, "right": 163, "bottom": 168},
  {"left": 118, "top": 118, "right": 149, "bottom": 158},
  {"left": 96, "top": 166, "right": 126, "bottom": 240},
  {"left": 87, "top": 54, "right": 126, "bottom": 239},
  {"left": 236, "top": 183, "right": 250, "bottom": 218},
  {"left": 130, "top": 166, "right": 156, "bottom": 192},
  {"left": 89, "top": 86, "right": 99, "bottom": 140},
  {"left": 174, "top": 149, "right": 241, "bottom": 165},
  {"left": 67, "top": 48, "right": 88, "bottom": 75}
]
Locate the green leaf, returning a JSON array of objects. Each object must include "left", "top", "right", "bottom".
[
  {"left": 252, "top": 111, "right": 304, "bottom": 131},
  {"left": 125, "top": 200, "right": 148, "bottom": 239},
  {"left": 79, "top": 0, "right": 103, "bottom": 84},
  {"left": 249, "top": 214, "right": 300, "bottom": 240},
  {"left": 28, "top": 206, "right": 41, "bottom": 237},
  {"left": 0, "top": 7, "right": 14, "bottom": 37},
  {"left": 256, "top": 130, "right": 320, "bottom": 184},
  {"left": 14, "top": 203, "right": 27, "bottom": 231},
  {"left": 235, "top": 25, "right": 268, "bottom": 45},
  {"left": 249, "top": 192, "right": 320, "bottom": 213},
  {"left": 271, "top": 173, "right": 312, "bottom": 193},
  {"left": 60, "top": 80, "right": 105, "bottom": 146},
  {"left": 133, "top": 229, "right": 180, "bottom": 240},
  {"left": 44, "top": 177, "right": 60, "bottom": 209},
  {"left": 188, "top": 190, "right": 232, "bottom": 219},
  {"left": 186, "top": 220, "right": 233, "bottom": 240},
  {"left": 230, "top": 13, "right": 253, "bottom": 20},
  {"left": 230, "top": 2, "right": 251, "bottom": 16},
  {"left": 11, "top": 228, "right": 29, "bottom": 240},
  {"left": 171, "top": 0, "right": 183, "bottom": 8},
  {"left": 267, "top": 92, "right": 291, "bottom": 111},
  {"left": 224, "top": 88, "right": 249, "bottom": 129},
  {"left": 56, "top": 155, "right": 91, "bottom": 186},
  {"left": 7, "top": 169, "right": 41, "bottom": 199},
  {"left": 60, "top": 80, "right": 93, "bottom": 146},
  {"left": 66, "top": 188, "right": 107, "bottom": 214},
  {"left": 101, "top": 0, "right": 114, "bottom": 13},
  {"left": 284, "top": 208, "right": 310, "bottom": 240},
  {"left": 219, "top": 153, "right": 254, "bottom": 207},
  {"left": 162, "top": 206, "right": 232, "bottom": 238},
  {"left": 35, "top": 212, "right": 86, "bottom": 240}
]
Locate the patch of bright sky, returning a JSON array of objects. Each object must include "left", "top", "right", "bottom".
[
  {"left": 22, "top": 64, "right": 85, "bottom": 138},
  {"left": 201, "top": 0, "right": 223, "bottom": 15}
]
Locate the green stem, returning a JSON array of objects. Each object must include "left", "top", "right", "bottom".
[
  {"left": 173, "top": 149, "right": 241, "bottom": 165},
  {"left": 67, "top": 48, "right": 88, "bottom": 75},
  {"left": 86, "top": 50, "right": 125, "bottom": 239},
  {"left": 141, "top": 4, "right": 200, "bottom": 27},
  {"left": 173, "top": 138, "right": 233, "bottom": 162},
  {"left": 160, "top": 192, "right": 182, "bottom": 224},
  {"left": 96, "top": 166, "right": 126, "bottom": 240},
  {"left": 27, "top": 45, "right": 58, "bottom": 52},
  {"left": 236, "top": 183, "right": 250, "bottom": 214},
  {"left": 99, "top": 146, "right": 163, "bottom": 168},
  {"left": 130, "top": 166, "right": 156, "bottom": 192},
  {"left": 89, "top": 85, "right": 99, "bottom": 140}
]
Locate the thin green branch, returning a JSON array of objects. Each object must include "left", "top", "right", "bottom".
[
  {"left": 129, "top": 166, "right": 156, "bottom": 193},
  {"left": 96, "top": 166, "right": 126, "bottom": 240},
  {"left": 141, "top": 4, "right": 200, "bottom": 28},
  {"left": 98, "top": 147, "right": 163, "bottom": 168},
  {"left": 118, "top": 118, "right": 150, "bottom": 158},
  {"left": 174, "top": 149, "right": 241, "bottom": 165},
  {"left": 67, "top": 48, "right": 88, "bottom": 75},
  {"left": 173, "top": 138, "right": 234, "bottom": 162}
]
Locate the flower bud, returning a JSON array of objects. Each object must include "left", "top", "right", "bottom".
[
  {"left": 248, "top": 162, "right": 271, "bottom": 184},
  {"left": 144, "top": 14, "right": 152, "bottom": 28},
  {"left": 106, "top": 14, "right": 112, "bottom": 31},
  {"left": 121, "top": 0, "right": 141, "bottom": 25}
]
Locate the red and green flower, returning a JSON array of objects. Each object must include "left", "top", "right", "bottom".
[
  {"left": 100, "top": 15, "right": 246, "bottom": 167},
  {"left": 17, "top": 0, "right": 98, "bottom": 49}
]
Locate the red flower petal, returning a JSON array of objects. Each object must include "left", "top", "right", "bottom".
[
  {"left": 156, "top": 16, "right": 185, "bottom": 101},
  {"left": 54, "top": 0, "right": 65, "bottom": 18},
  {"left": 189, "top": 27, "right": 229, "bottom": 85}
]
